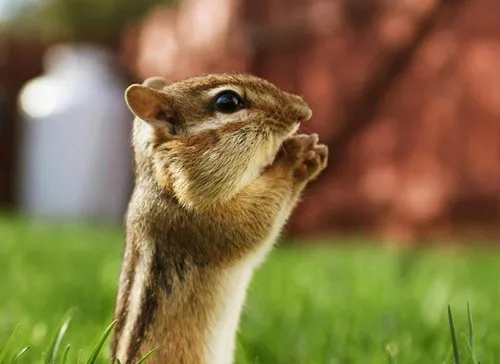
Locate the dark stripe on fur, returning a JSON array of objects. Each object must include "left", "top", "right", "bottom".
[
  {"left": 110, "top": 242, "right": 138, "bottom": 358},
  {"left": 124, "top": 247, "right": 165, "bottom": 362}
]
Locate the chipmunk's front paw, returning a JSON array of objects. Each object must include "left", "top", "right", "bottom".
[{"left": 278, "top": 134, "right": 328, "bottom": 182}]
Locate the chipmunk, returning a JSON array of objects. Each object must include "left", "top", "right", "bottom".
[{"left": 110, "top": 73, "right": 328, "bottom": 364}]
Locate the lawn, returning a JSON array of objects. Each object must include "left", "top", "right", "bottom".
[{"left": 0, "top": 215, "right": 499, "bottom": 363}]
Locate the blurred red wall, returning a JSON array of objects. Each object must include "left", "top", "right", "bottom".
[{"left": 121, "top": 0, "right": 500, "bottom": 242}]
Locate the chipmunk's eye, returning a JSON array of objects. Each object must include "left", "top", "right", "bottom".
[{"left": 214, "top": 91, "right": 244, "bottom": 113}]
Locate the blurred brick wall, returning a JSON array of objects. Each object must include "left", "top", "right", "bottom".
[{"left": 122, "top": 0, "right": 500, "bottom": 242}]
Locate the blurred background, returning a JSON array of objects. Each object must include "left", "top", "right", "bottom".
[
  {"left": 1, "top": 1, "right": 500, "bottom": 363},
  {"left": 1, "top": 0, "right": 499, "bottom": 244}
]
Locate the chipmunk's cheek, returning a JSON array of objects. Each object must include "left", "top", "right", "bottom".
[{"left": 182, "top": 131, "right": 220, "bottom": 153}]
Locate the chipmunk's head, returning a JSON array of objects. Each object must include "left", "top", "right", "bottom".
[{"left": 125, "top": 73, "right": 312, "bottom": 208}]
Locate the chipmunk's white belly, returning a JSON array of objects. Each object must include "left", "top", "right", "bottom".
[
  {"left": 204, "top": 259, "right": 255, "bottom": 364},
  {"left": 204, "top": 204, "right": 291, "bottom": 364}
]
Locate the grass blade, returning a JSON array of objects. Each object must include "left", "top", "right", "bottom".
[
  {"left": 12, "top": 346, "right": 30, "bottom": 363},
  {"left": 385, "top": 343, "right": 396, "bottom": 364},
  {"left": 85, "top": 320, "right": 117, "bottom": 364},
  {"left": 135, "top": 348, "right": 157, "bottom": 364},
  {"left": 0, "top": 325, "right": 20, "bottom": 364},
  {"left": 45, "top": 313, "right": 72, "bottom": 364},
  {"left": 448, "top": 304, "right": 461, "bottom": 364},
  {"left": 386, "top": 351, "right": 396, "bottom": 364},
  {"left": 77, "top": 350, "right": 84, "bottom": 364},
  {"left": 467, "top": 302, "right": 478, "bottom": 363},
  {"left": 62, "top": 345, "right": 71, "bottom": 364}
]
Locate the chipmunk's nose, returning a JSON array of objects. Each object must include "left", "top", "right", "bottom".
[
  {"left": 288, "top": 95, "right": 313, "bottom": 122},
  {"left": 302, "top": 106, "right": 313, "bottom": 121}
]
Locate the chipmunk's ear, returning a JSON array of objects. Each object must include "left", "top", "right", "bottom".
[
  {"left": 125, "top": 84, "right": 175, "bottom": 128},
  {"left": 142, "top": 76, "right": 169, "bottom": 90}
]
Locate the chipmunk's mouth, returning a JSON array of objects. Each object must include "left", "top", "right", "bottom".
[{"left": 287, "top": 122, "right": 300, "bottom": 137}]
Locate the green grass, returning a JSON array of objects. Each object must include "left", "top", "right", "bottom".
[{"left": 0, "top": 215, "right": 499, "bottom": 363}]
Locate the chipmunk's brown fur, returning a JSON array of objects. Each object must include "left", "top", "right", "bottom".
[{"left": 110, "top": 73, "right": 328, "bottom": 364}]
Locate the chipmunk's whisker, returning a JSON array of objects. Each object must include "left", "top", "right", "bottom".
[
  {"left": 279, "top": 143, "right": 289, "bottom": 157},
  {"left": 298, "top": 125, "right": 313, "bottom": 134}
]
